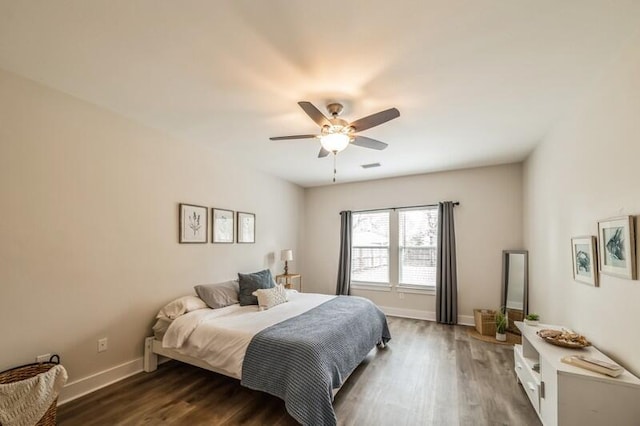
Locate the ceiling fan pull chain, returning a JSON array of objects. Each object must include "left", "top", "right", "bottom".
[{"left": 333, "top": 153, "right": 337, "bottom": 183}]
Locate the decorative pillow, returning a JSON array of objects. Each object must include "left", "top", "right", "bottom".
[
  {"left": 156, "top": 295, "right": 208, "bottom": 320},
  {"left": 252, "top": 284, "right": 288, "bottom": 311},
  {"left": 238, "top": 269, "right": 275, "bottom": 306},
  {"left": 194, "top": 280, "right": 239, "bottom": 309}
]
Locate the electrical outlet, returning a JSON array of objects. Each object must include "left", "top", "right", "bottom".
[
  {"left": 399, "top": 292, "right": 405, "bottom": 299},
  {"left": 36, "top": 353, "right": 51, "bottom": 363},
  {"left": 98, "top": 337, "right": 108, "bottom": 353}
]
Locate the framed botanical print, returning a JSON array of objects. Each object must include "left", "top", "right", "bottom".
[
  {"left": 237, "top": 211, "right": 255, "bottom": 244},
  {"left": 571, "top": 236, "right": 598, "bottom": 286},
  {"left": 179, "top": 203, "right": 208, "bottom": 243},
  {"left": 598, "top": 216, "right": 636, "bottom": 279},
  {"left": 212, "top": 208, "right": 234, "bottom": 243}
]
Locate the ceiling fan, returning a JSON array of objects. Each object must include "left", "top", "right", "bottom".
[{"left": 270, "top": 101, "right": 400, "bottom": 158}]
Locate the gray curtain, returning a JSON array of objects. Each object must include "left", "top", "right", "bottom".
[
  {"left": 436, "top": 201, "right": 458, "bottom": 324},
  {"left": 336, "top": 210, "right": 352, "bottom": 295}
]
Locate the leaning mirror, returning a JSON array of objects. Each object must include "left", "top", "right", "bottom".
[{"left": 501, "top": 250, "right": 528, "bottom": 334}]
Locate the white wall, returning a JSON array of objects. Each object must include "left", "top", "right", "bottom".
[
  {"left": 303, "top": 164, "right": 523, "bottom": 321},
  {"left": 523, "top": 33, "right": 640, "bottom": 374},
  {"left": 0, "top": 69, "right": 304, "bottom": 386}
]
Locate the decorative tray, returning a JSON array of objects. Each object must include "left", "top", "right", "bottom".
[{"left": 537, "top": 329, "right": 590, "bottom": 349}]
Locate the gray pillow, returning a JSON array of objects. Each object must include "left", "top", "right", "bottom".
[
  {"left": 194, "top": 280, "right": 239, "bottom": 309},
  {"left": 238, "top": 269, "right": 275, "bottom": 306}
]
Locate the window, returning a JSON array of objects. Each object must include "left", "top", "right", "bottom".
[
  {"left": 351, "top": 211, "right": 390, "bottom": 283},
  {"left": 399, "top": 207, "right": 438, "bottom": 287},
  {"left": 351, "top": 206, "right": 439, "bottom": 290}
]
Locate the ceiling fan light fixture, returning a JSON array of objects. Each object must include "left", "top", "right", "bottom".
[
  {"left": 270, "top": 101, "right": 399, "bottom": 161},
  {"left": 320, "top": 133, "right": 350, "bottom": 153}
]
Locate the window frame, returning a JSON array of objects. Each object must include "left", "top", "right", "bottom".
[
  {"left": 350, "top": 210, "right": 391, "bottom": 288},
  {"left": 397, "top": 206, "right": 438, "bottom": 291},
  {"left": 350, "top": 206, "right": 438, "bottom": 294}
]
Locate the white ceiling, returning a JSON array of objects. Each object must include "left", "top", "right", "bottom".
[{"left": 1, "top": 1, "right": 639, "bottom": 187}]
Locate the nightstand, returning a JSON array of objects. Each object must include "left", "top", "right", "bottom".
[{"left": 275, "top": 273, "right": 302, "bottom": 292}]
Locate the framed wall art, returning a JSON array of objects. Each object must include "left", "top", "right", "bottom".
[
  {"left": 212, "top": 208, "right": 234, "bottom": 243},
  {"left": 179, "top": 203, "right": 208, "bottom": 243},
  {"left": 597, "top": 216, "right": 636, "bottom": 280},
  {"left": 571, "top": 236, "right": 598, "bottom": 286},
  {"left": 237, "top": 211, "right": 255, "bottom": 244}
]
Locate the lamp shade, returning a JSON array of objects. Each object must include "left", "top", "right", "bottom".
[
  {"left": 320, "top": 133, "right": 350, "bottom": 153},
  {"left": 280, "top": 249, "right": 293, "bottom": 262}
]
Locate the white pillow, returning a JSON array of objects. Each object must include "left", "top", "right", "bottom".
[
  {"left": 152, "top": 317, "right": 173, "bottom": 339},
  {"left": 156, "top": 295, "right": 208, "bottom": 320},
  {"left": 252, "top": 284, "right": 288, "bottom": 311}
]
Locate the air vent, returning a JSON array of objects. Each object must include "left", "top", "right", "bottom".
[{"left": 361, "top": 162, "right": 381, "bottom": 169}]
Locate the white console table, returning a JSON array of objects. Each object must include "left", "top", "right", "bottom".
[{"left": 514, "top": 321, "right": 640, "bottom": 426}]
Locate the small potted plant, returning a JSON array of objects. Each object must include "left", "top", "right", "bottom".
[
  {"left": 495, "top": 310, "right": 508, "bottom": 342},
  {"left": 524, "top": 313, "right": 540, "bottom": 326}
]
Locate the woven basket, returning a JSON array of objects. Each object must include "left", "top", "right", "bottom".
[
  {"left": 0, "top": 356, "right": 60, "bottom": 426},
  {"left": 474, "top": 309, "right": 497, "bottom": 336}
]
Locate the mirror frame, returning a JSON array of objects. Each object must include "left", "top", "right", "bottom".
[{"left": 501, "top": 249, "right": 529, "bottom": 317}]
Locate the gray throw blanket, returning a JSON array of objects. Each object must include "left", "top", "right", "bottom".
[{"left": 241, "top": 296, "right": 391, "bottom": 426}]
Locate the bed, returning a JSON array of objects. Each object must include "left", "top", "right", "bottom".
[{"left": 143, "top": 290, "right": 391, "bottom": 426}]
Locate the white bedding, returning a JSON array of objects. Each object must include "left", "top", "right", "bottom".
[{"left": 162, "top": 290, "right": 335, "bottom": 379}]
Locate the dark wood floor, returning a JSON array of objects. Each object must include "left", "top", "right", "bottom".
[{"left": 57, "top": 317, "right": 540, "bottom": 425}]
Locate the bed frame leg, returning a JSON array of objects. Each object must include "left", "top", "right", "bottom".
[{"left": 144, "top": 337, "right": 158, "bottom": 372}]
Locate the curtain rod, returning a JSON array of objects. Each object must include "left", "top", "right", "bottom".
[{"left": 344, "top": 202, "right": 460, "bottom": 215}]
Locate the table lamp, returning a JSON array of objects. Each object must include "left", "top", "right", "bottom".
[{"left": 281, "top": 249, "right": 293, "bottom": 275}]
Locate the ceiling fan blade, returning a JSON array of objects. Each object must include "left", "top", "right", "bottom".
[
  {"left": 352, "top": 136, "right": 388, "bottom": 150},
  {"left": 298, "top": 101, "right": 331, "bottom": 127},
  {"left": 269, "top": 134, "right": 317, "bottom": 141},
  {"left": 349, "top": 108, "right": 400, "bottom": 132},
  {"left": 318, "top": 147, "right": 330, "bottom": 158}
]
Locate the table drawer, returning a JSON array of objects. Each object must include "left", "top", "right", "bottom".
[{"left": 514, "top": 345, "right": 540, "bottom": 414}]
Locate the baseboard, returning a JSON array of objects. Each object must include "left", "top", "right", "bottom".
[
  {"left": 58, "top": 358, "right": 143, "bottom": 405},
  {"left": 380, "top": 306, "right": 435, "bottom": 321},
  {"left": 457, "top": 315, "right": 474, "bottom": 326},
  {"left": 380, "top": 306, "right": 474, "bottom": 326}
]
